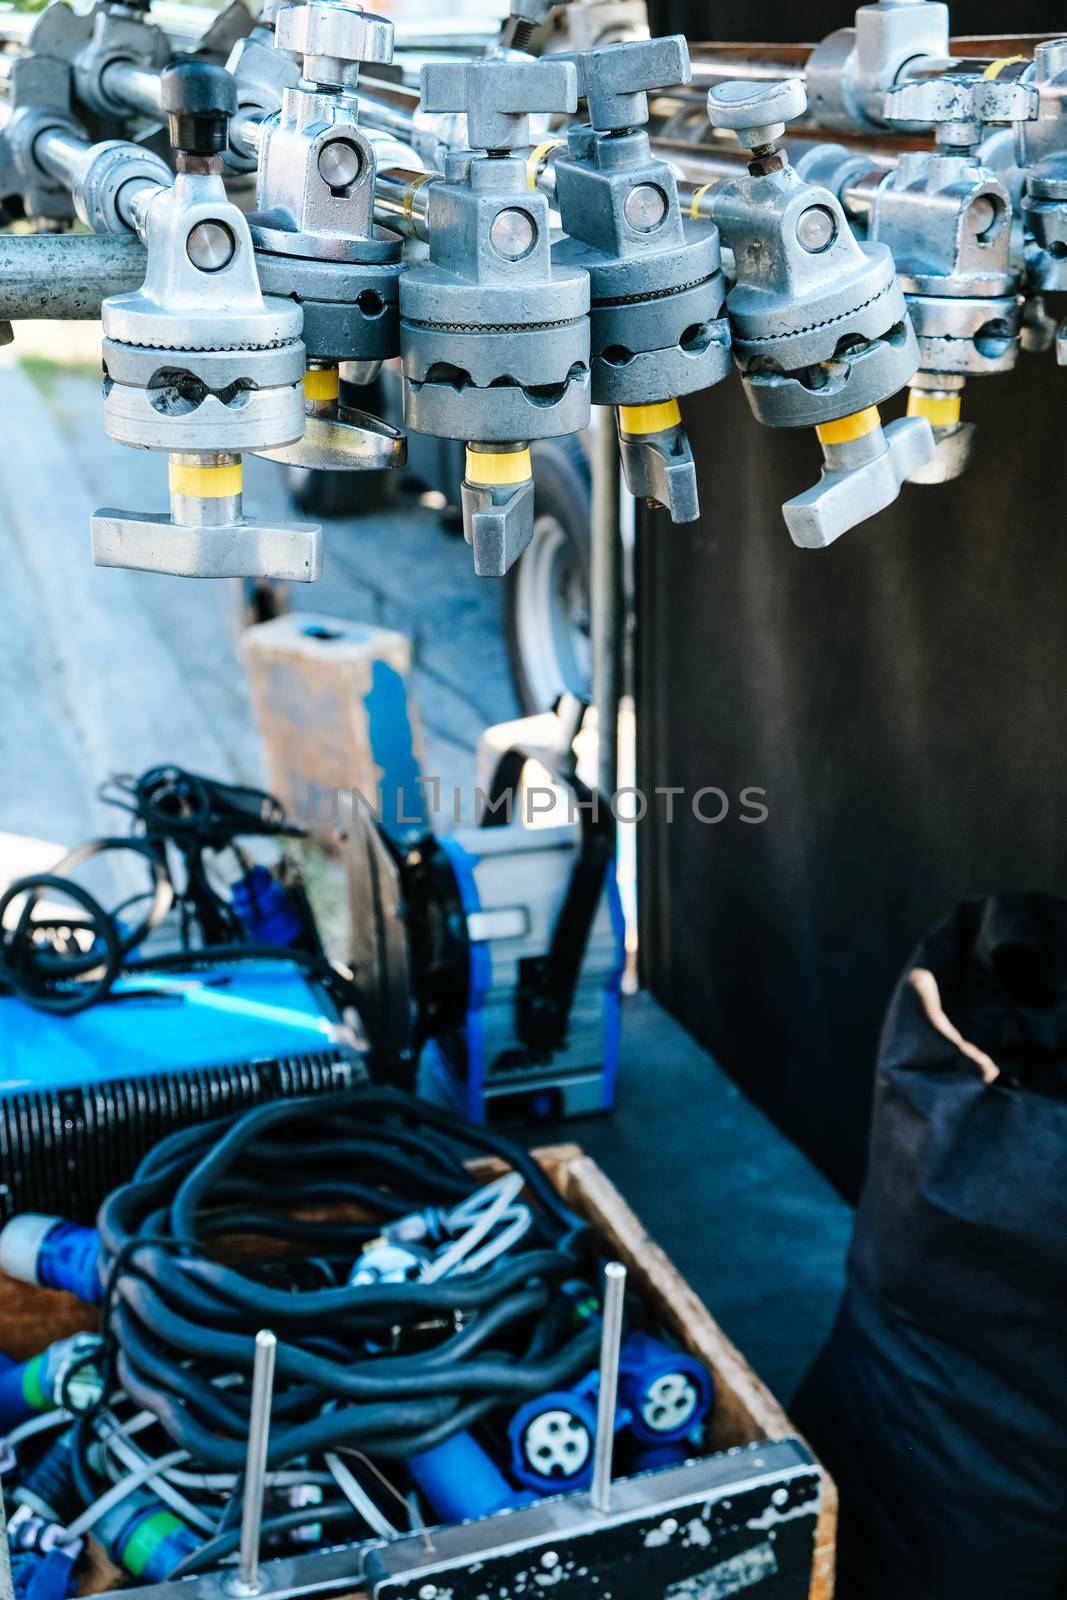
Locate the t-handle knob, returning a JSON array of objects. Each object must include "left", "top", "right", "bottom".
[
  {"left": 883, "top": 72, "right": 1037, "bottom": 148},
  {"left": 420, "top": 56, "right": 578, "bottom": 152},
  {"left": 706, "top": 77, "right": 806, "bottom": 152},
  {"left": 275, "top": 0, "right": 393, "bottom": 91},
  {"left": 562, "top": 35, "right": 691, "bottom": 132}
]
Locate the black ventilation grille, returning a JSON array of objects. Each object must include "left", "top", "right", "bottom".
[{"left": 0, "top": 1052, "right": 359, "bottom": 1223}]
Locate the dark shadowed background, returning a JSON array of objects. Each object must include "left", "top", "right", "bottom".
[{"left": 636, "top": 3, "right": 1067, "bottom": 1196}]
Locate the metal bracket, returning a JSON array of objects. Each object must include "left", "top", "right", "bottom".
[
  {"left": 460, "top": 477, "right": 536, "bottom": 577},
  {"left": 256, "top": 407, "right": 406, "bottom": 471},
  {"left": 907, "top": 419, "right": 976, "bottom": 485},
  {"left": 91, "top": 510, "right": 322, "bottom": 582},
  {"left": 783, "top": 414, "right": 934, "bottom": 549},
  {"left": 420, "top": 56, "right": 578, "bottom": 152},
  {"left": 617, "top": 422, "right": 699, "bottom": 523},
  {"left": 560, "top": 35, "right": 690, "bottom": 133}
]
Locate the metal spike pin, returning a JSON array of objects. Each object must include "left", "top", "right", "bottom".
[
  {"left": 225, "top": 1329, "right": 277, "bottom": 1596},
  {"left": 591, "top": 1261, "right": 627, "bottom": 1515}
]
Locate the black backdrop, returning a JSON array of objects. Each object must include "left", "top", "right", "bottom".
[
  {"left": 637, "top": 4, "right": 1067, "bottom": 1197},
  {"left": 652, "top": 2, "right": 1063, "bottom": 40}
]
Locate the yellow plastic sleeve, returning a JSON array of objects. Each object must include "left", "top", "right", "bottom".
[
  {"left": 689, "top": 183, "right": 714, "bottom": 221},
  {"left": 527, "top": 139, "right": 566, "bottom": 190},
  {"left": 907, "top": 389, "right": 961, "bottom": 428},
  {"left": 403, "top": 172, "right": 435, "bottom": 222},
  {"left": 984, "top": 55, "right": 1027, "bottom": 79},
  {"left": 304, "top": 366, "right": 340, "bottom": 401},
  {"left": 816, "top": 406, "right": 881, "bottom": 446},
  {"left": 465, "top": 447, "right": 533, "bottom": 486},
  {"left": 618, "top": 400, "right": 682, "bottom": 436},
  {"left": 168, "top": 460, "right": 242, "bottom": 498}
]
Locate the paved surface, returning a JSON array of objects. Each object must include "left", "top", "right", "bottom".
[{"left": 0, "top": 327, "right": 517, "bottom": 856}]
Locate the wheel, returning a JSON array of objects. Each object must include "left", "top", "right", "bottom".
[{"left": 503, "top": 436, "right": 593, "bottom": 714}]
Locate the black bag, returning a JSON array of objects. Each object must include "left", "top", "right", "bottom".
[{"left": 795, "top": 893, "right": 1067, "bottom": 1600}]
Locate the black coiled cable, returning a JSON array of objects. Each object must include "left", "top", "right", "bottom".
[
  {"left": 0, "top": 766, "right": 357, "bottom": 1015},
  {"left": 97, "top": 1089, "right": 600, "bottom": 1470},
  {"left": 101, "top": 765, "right": 305, "bottom": 948}
]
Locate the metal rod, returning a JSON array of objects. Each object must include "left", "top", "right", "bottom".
[
  {"left": 32, "top": 124, "right": 91, "bottom": 188},
  {"left": 234, "top": 1329, "right": 277, "bottom": 1596},
  {"left": 374, "top": 165, "right": 435, "bottom": 241},
  {"left": 687, "top": 42, "right": 816, "bottom": 90},
  {"left": 685, "top": 34, "right": 1050, "bottom": 86},
  {"left": 358, "top": 82, "right": 421, "bottom": 129},
  {"left": 591, "top": 410, "right": 623, "bottom": 803},
  {"left": 102, "top": 59, "right": 163, "bottom": 119},
  {"left": 26, "top": 125, "right": 165, "bottom": 236},
  {"left": 0, "top": 232, "right": 147, "bottom": 320},
  {"left": 591, "top": 1261, "right": 626, "bottom": 1515},
  {"left": 231, "top": 105, "right": 269, "bottom": 165}
]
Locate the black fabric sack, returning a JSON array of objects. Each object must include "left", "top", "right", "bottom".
[{"left": 794, "top": 892, "right": 1067, "bottom": 1600}]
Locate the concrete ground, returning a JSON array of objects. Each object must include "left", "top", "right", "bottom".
[{"left": 0, "top": 323, "right": 850, "bottom": 1413}]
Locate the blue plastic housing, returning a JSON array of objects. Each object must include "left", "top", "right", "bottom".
[
  {"left": 0, "top": 960, "right": 339, "bottom": 1094},
  {"left": 407, "top": 1432, "right": 525, "bottom": 1524}
]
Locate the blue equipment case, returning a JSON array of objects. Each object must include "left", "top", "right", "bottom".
[{"left": 0, "top": 959, "right": 362, "bottom": 1222}]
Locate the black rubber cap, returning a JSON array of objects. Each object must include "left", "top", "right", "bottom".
[{"left": 160, "top": 60, "right": 237, "bottom": 156}]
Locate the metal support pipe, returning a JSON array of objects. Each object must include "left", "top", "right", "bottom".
[
  {"left": 374, "top": 165, "right": 434, "bottom": 241},
  {"left": 0, "top": 232, "right": 147, "bottom": 320},
  {"left": 591, "top": 1261, "right": 627, "bottom": 1516},
  {"left": 591, "top": 408, "right": 623, "bottom": 803},
  {"left": 687, "top": 42, "right": 816, "bottom": 90},
  {"left": 32, "top": 124, "right": 92, "bottom": 189},
  {"left": 102, "top": 59, "right": 163, "bottom": 119},
  {"left": 685, "top": 35, "right": 1051, "bottom": 87},
  {"left": 231, "top": 105, "right": 268, "bottom": 165},
  {"left": 358, "top": 82, "right": 422, "bottom": 141},
  {"left": 31, "top": 123, "right": 167, "bottom": 236}
]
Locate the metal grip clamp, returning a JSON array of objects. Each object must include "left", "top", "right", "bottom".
[
  {"left": 707, "top": 77, "right": 934, "bottom": 548},
  {"left": 91, "top": 61, "right": 322, "bottom": 582}
]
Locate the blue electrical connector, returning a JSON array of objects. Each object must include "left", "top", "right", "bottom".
[
  {"left": 12, "top": 1430, "right": 80, "bottom": 1524},
  {"left": 0, "top": 1335, "right": 104, "bottom": 1433},
  {"left": 0, "top": 1217, "right": 103, "bottom": 1306},
  {"left": 92, "top": 1490, "right": 200, "bottom": 1582},
  {"left": 509, "top": 1381, "right": 600, "bottom": 1494},
  {"left": 9, "top": 1540, "right": 79, "bottom": 1600},
  {"left": 618, "top": 1332, "right": 713, "bottom": 1445},
  {"left": 508, "top": 1333, "right": 713, "bottom": 1495},
  {"left": 7, "top": 1507, "right": 81, "bottom": 1600},
  {"left": 407, "top": 1433, "right": 528, "bottom": 1524},
  {"left": 230, "top": 867, "right": 305, "bottom": 948}
]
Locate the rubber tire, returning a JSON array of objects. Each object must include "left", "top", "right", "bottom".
[{"left": 503, "top": 435, "right": 593, "bottom": 715}]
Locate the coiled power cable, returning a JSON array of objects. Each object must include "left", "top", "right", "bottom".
[
  {"left": 0, "top": 766, "right": 357, "bottom": 1015},
  {"left": 96, "top": 1089, "right": 600, "bottom": 1473}
]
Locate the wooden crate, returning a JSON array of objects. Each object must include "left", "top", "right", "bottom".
[{"left": 0, "top": 1145, "right": 836, "bottom": 1600}]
